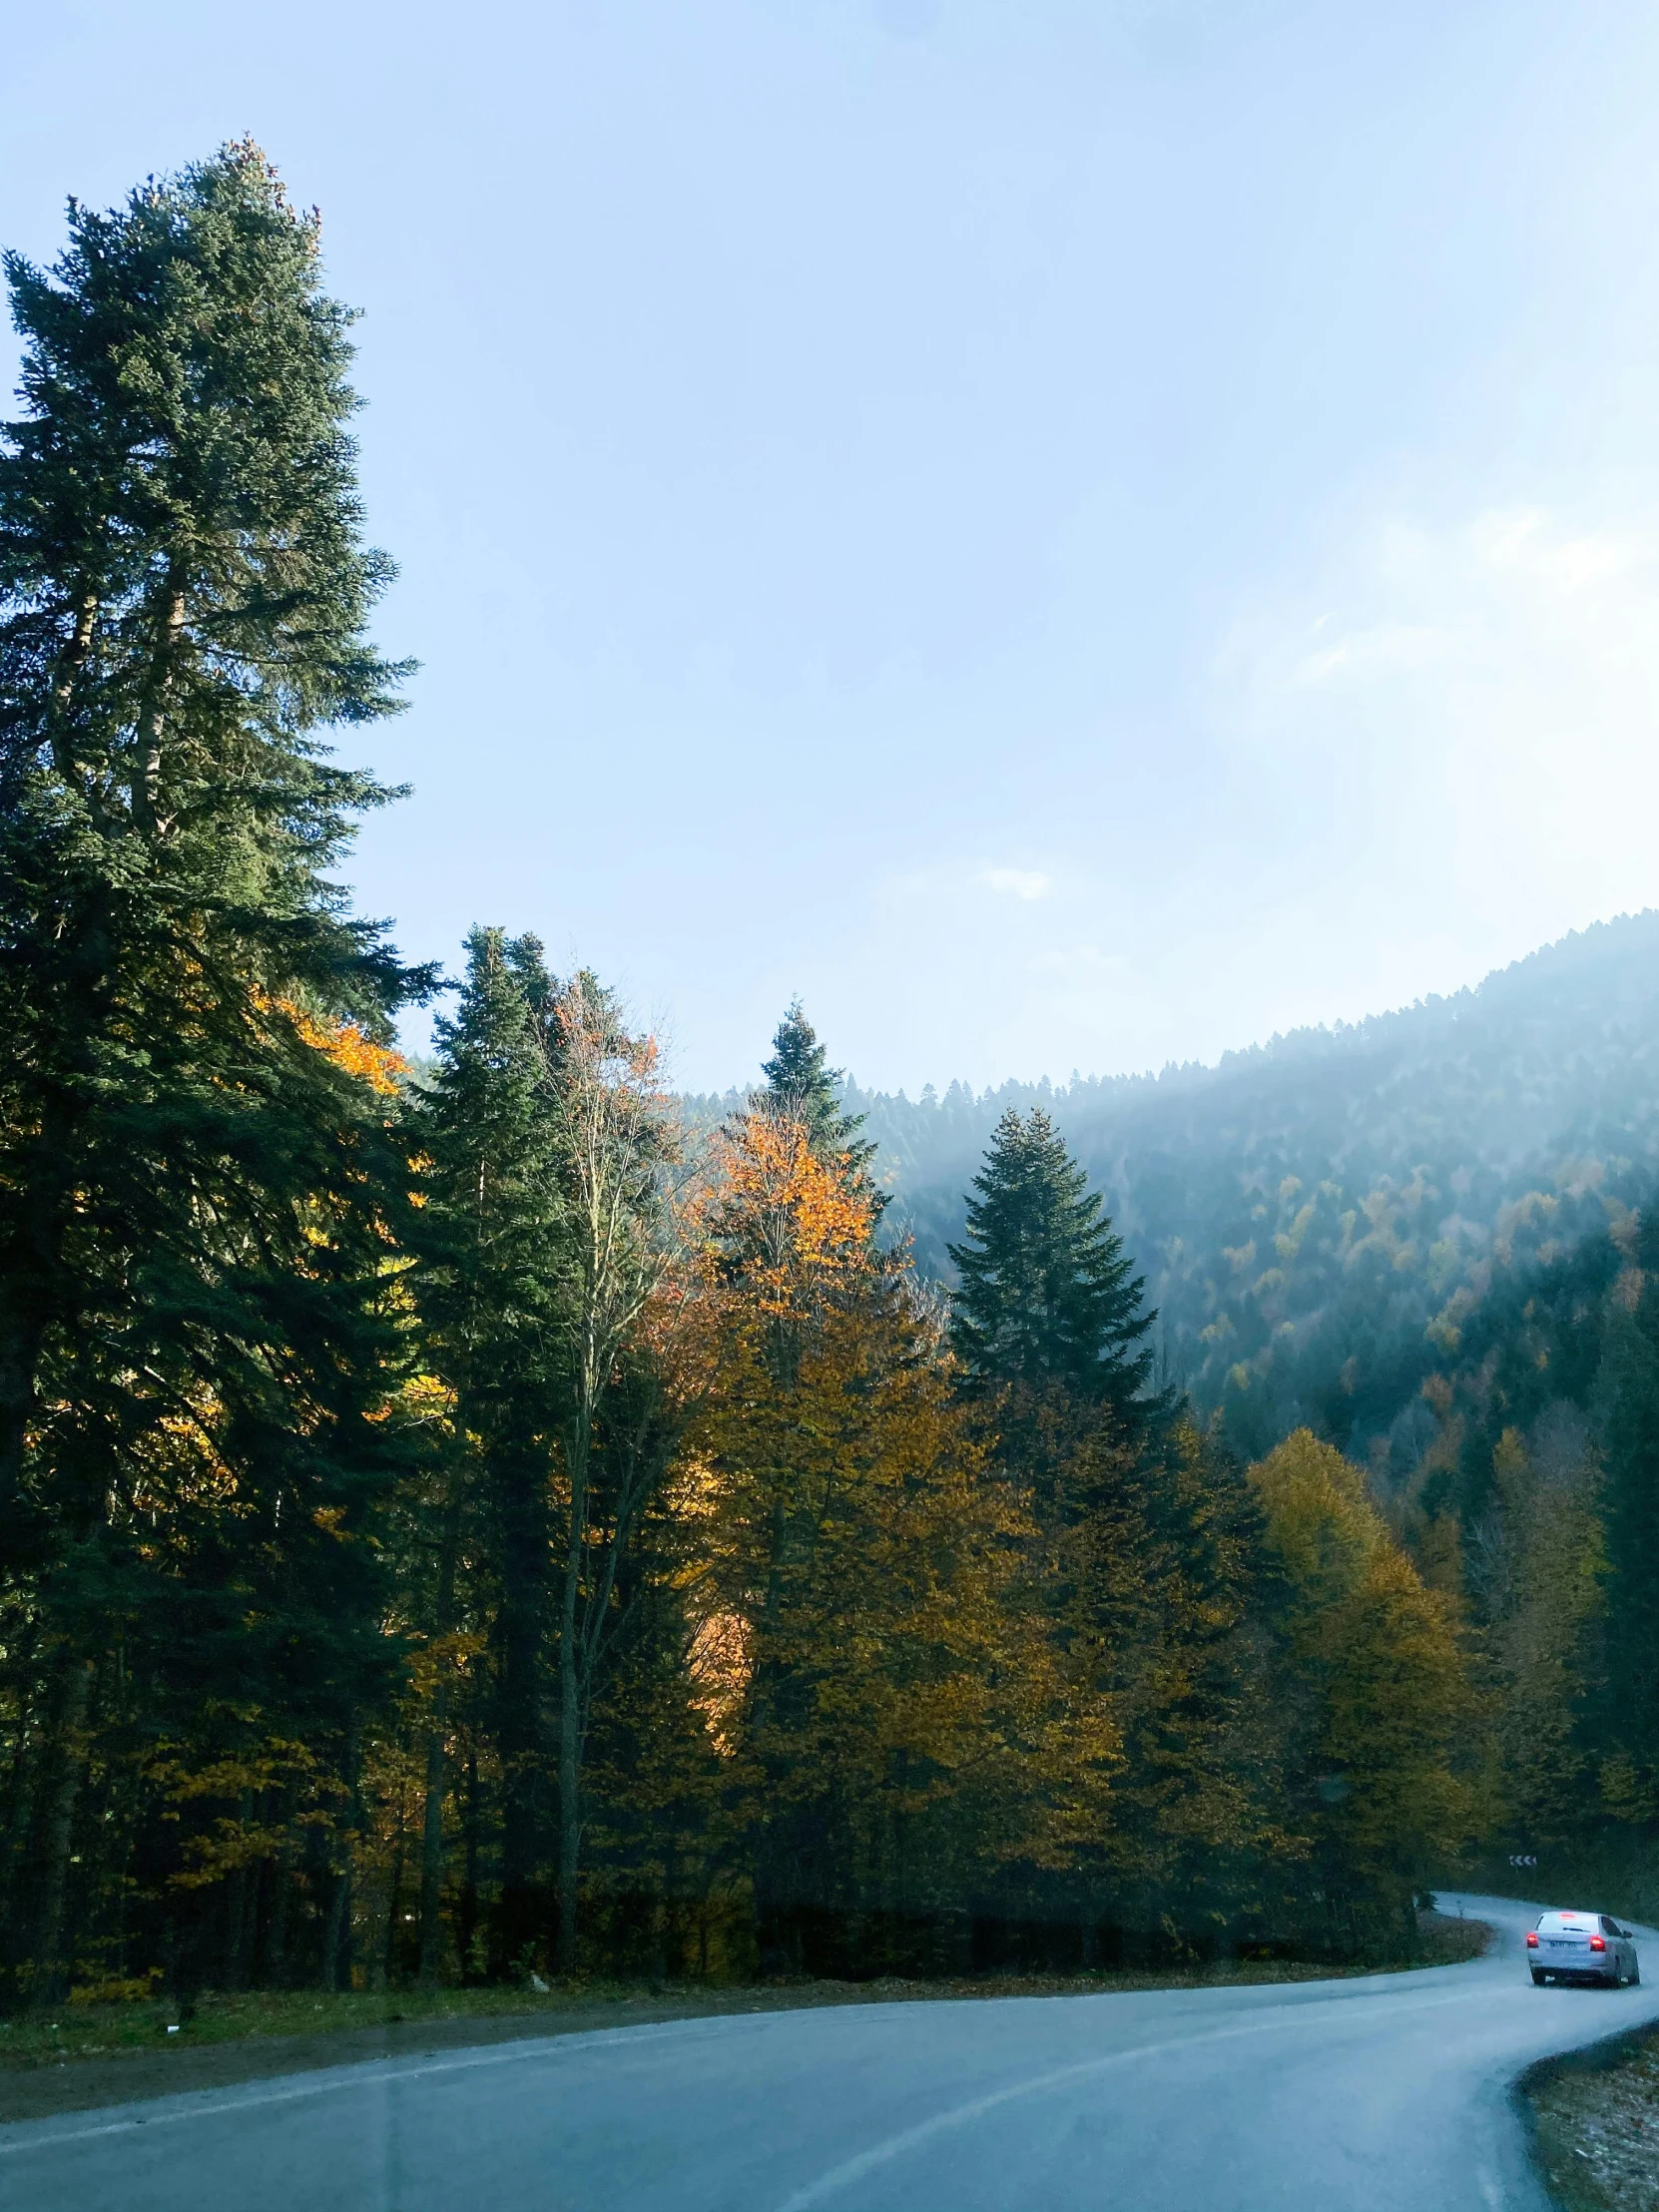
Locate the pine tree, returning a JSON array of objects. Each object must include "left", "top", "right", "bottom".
[
  {"left": 409, "top": 944, "right": 681, "bottom": 1977},
  {"left": 947, "top": 1109, "right": 1157, "bottom": 1422},
  {"left": 410, "top": 929, "right": 570, "bottom": 1971},
  {"left": 757, "top": 1001, "right": 878, "bottom": 1194},
  {"left": 1046, "top": 1416, "right": 1288, "bottom": 1948},
  {"left": 0, "top": 144, "right": 427, "bottom": 1999}
]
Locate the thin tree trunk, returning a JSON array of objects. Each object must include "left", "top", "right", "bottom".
[
  {"left": 320, "top": 1727, "right": 360, "bottom": 1993},
  {"left": 544, "top": 976, "right": 672, "bottom": 1978},
  {"left": 47, "top": 588, "right": 99, "bottom": 792},
  {"left": 556, "top": 1410, "right": 588, "bottom": 1976},
  {"left": 654, "top": 1836, "right": 677, "bottom": 1990},
  {"left": 418, "top": 1491, "right": 463, "bottom": 1989},
  {"left": 224, "top": 1870, "right": 250, "bottom": 1993},
  {"left": 415, "top": 1712, "right": 449, "bottom": 1989},
  {"left": 0, "top": 1136, "right": 71, "bottom": 1550},
  {"left": 382, "top": 1829, "right": 405, "bottom": 1991},
  {"left": 496, "top": 1443, "right": 548, "bottom": 1973},
  {"left": 131, "top": 580, "right": 185, "bottom": 839},
  {"left": 459, "top": 1739, "right": 480, "bottom": 1980},
  {"left": 30, "top": 1652, "right": 95, "bottom": 2001},
  {"left": 0, "top": 1625, "right": 42, "bottom": 1973},
  {"left": 223, "top": 1786, "right": 261, "bottom": 1989},
  {"left": 749, "top": 1497, "right": 800, "bottom": 1976},
  {"left": 264, "top": 1790, "right": 298, "bottom": 1987},
  {"left": 321, "top": 1864, "right": 352, "bottom": 1994}
]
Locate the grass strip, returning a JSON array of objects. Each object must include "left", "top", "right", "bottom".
[{"left": 0, "top": 1914, "right": 1488, "bottom": 2124}]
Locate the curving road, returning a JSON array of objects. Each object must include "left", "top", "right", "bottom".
[{"left": 5, "top": 1895, "right": 1655, "bottom": 2212}]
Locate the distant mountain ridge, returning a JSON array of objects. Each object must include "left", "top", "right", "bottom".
[{"left": 690, "top": 912, "right": 1659, "bottom": 1468}]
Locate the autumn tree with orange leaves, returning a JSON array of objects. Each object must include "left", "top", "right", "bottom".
[{"left": 674, "top": 1109, "right": 1119, "bottom": 1973}]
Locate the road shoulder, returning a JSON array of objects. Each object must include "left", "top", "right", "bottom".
[{"left": 1520, "top": 2018, "right": 1659, "bottom": 2212}]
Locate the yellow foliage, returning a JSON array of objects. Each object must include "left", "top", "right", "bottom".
[
  {"left": 390, "top": 1372, "right": 458, "bottom": 1427},
  {"left": 404, "top": 1629, "right": 487, "bottom": 1704},
  {"left": 148, "top": 1734, "right": 343, "bottom": 1890},
  {"left": 692, "top": 1108, "right": 872, "bottom": 1316},
  {"left": 1249, "top": 1428, "right": 1475, "bottom": 1883},
  {"left": 70, "top": 1972, "right": 164, "bottom": 2006},
  {"left": 675, "top": 1115, "right": 1121, "bottom": 1907},
  {"left": 686, "top": 1610, "right": 751, "bottom": 1756},
  {"left": 1483, "top": 1422, "right": 1605, "bottom": 1842},
  {"left": 1249, "top": 1427, "right": 1378, "bottom": 1606},
  {"left": 262, "top": 994, "right": 408, "bottom": 1096}
]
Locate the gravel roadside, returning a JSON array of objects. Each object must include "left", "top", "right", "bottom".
[{"left": 1523, "top": 2020, "right": 1659, "bottom": 2212}]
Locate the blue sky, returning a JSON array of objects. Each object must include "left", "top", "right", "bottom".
[{"left": 8, "top": 2, "right": 1659, "bottom": 1091}]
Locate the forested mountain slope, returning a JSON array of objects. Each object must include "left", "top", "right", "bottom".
[
  {"left": 3, "top": 141, "right": 1629, "bottom": 2016},
  {"left": 5, "top": 141, "right": 1484, "bottom": 2019},
  {"left": 700, "top": 913, "right": 1659, "bottom": 1472}
]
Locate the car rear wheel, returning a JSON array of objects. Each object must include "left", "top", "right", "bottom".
[{"left": 1530, "top": 1969, "right": 1545, "bottom": 1985}]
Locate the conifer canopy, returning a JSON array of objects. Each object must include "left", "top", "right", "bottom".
[
  {"left": 759, "top": 999, "right": 877, "bottom": 1190},
  {"left": 947, "top": 1108, "right": 1156, "bottom": 1416}
]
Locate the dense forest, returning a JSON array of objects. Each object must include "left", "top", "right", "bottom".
[
  {"left": 688, "top": 911, "right": 1659, "bottom": 1472},
  {"left": 0, "top": 148, "right": 1651, "bottom": 2020}
]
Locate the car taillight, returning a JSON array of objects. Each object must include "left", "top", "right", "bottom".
[
  {"left": 1526, "top": 1932, "right": 1539, "bottom": 1947},
  {"left": 1589, "top": 1936, "right": 1606, "bottom": 1951}
]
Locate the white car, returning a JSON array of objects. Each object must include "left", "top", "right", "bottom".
[{"left": 1527, "top": 1910, "right": 1641, "bottom": 1987}]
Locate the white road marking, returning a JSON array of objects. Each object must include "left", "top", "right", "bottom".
[{"left": 771, "top": 1989, "right": 1488, "bottom": 2212}]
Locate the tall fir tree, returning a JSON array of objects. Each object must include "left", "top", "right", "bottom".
[
  {"left": 947, "top": 1109, "right": 1157, "bottom": 1423},
  {"left": 0, "top": 144, "right": 427, "bottom": 1998},
  {"left": 408, "top": 943, "right": 679, "bottom": 1976},
  {"left": 758, "top": 1000, "right": 879, "bottom": 1199},
  {"left": 409, "top": 929, "right": 570, "bottom": 1970}
]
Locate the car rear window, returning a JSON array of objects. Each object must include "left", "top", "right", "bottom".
[{"left": 1536, "top": 1913, "right": 1591, "bottom": 1932}]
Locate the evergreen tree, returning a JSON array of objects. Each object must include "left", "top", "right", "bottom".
[
  {"left": 1045, "top": 1416, "right": 1288, "bottom": 1948},
  {"left": 0, "top": 145, "right": 428, "bottom": 1999},
  {"left": 948, "top": 1109, "right": 1157, "bottom": 1422},
  {"left": 410, "top": 929, "right": 570, "bottom": 1970},
  {"left": 409, "top": 943, "right": 680, "bottom": 1977},
  {"left": 758, "top": 1000, "right": 878, "bottom": 1194}
]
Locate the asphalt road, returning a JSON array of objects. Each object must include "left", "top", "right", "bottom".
[{"left": 4, "top": 1894, "right": 1655, "bottom": 2212}]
